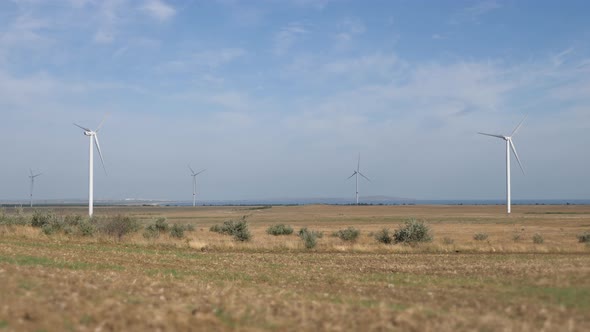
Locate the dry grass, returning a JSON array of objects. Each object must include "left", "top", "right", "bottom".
[{"left": 1, "top": 204, "right": 589, "bottom": 331}]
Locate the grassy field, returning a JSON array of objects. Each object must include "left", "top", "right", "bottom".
[{"left": 1, "top": 204, "right": 589, "bottom": 331}]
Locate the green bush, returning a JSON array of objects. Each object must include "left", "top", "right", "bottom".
[
  {"left": 77, "top": 220, "right": 95, "bottom": 237},
  {"left": 374, "top": 228, "right": 393, "bottom": 244},
  {"left": 334, "top": 227, "right": 360, "bottom": 242},
  {"left": 209, "top": 217, "right": 251, "bottom": 241},
  {"left": 96, "top": 215, "right": 140, "bottom": 240},
  {"left": 532, "top": 233, "right": 544, "bottom": 244},
  {"left": 473, "top": 232, "right": 489, "bottom": 241},
  {"left": 63, "top": 224, "right": 76, "bottom": 235},
  {"left": 512, "top": 233, "right": 521, "bottom": 241},
  {"left": 393, "top": 219, "right": 433, "bottom": 244},
  {"left": 143, "top": 224, "right": 160, "bottom": 239},
  {"left": 0, "top": 211, "right": 29, "bottom": 226},
  {"left": 154, "top": 217, "right": 169, "bottom": 232},
  {"left": 64, "top": 215, "right": 84, "bottom": 226},
  {"left": 170, "top": 224, "right": 185, "bottom": 239},
  {"left": 578, "top": 232, "right": 590, "bottom": 243},
  {"left": 31, "top": 211, "right": 59, "bottom": 228},
  {"left": 41, "top": 223, "right": 57, "bottom": 235},
  {"left": 266, "top": 224, "right": 294, "bottom": 236},
  {"left": 184, "top": 223, "right": 195, "bottom": 232},
  {"left": 37, "top": 212, "right": 64, "bottom": 235},
  {"left": 210, "top": 224, "right": 223, "bottom": 233},
  {"left": 298, "top": 227, "right": 320, "bottom": 249}
]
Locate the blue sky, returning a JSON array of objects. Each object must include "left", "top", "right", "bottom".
[{"left": 1, "top": 0, "right": 589, "bottom": 202}]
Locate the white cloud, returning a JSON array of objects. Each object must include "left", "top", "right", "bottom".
[
  {"left": 551, "top": 48, "right": 574, "bottom": 67},
  {"left": 156, "top": 48, "right": 246, "bottom": 74},
  {"left": 141, "top": 0, "right": 176, "bottom": 22},
  {"left": 333, "top": 18, "right": 365, "bottom": 49},
  {"left": 452, "top": 0, "right": 502, "bottom": 24},
  {"left": 93, "top": 0, "right": 126, "bottom": 44},
  {"left": 192, "top": 48, "right": 246, "bottom": 68},
  {"left": 322, "top": 53, "right": 398, "bottom": 76},
  {"left": 94, "top": 29, "right": 115, "bottom": 43},
  {"left": 288, "top": 0, "right": 332, "bottom": 10},
  {"left": 273, "top": 22, "right": 309, "bottom": 55}
]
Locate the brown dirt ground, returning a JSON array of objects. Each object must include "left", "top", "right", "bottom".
[{"left": 1, "top": 204, "right": 589, "bottom": 331}]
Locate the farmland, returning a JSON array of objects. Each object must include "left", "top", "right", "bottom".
[{"left": 1, "top": 204, "right": 589, "bottom": 331}]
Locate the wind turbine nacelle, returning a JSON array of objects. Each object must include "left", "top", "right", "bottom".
[{"left": 84, "top": 131, "right": 93, "bottom": 136}]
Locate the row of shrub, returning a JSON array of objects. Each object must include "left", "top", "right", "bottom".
[
  {"left": 142, "top": 217, "right": 194, "bottom": 239},
  {"left": 4, "top": 210, "right": 590, "bottom": 247},
  {"left": 0, "top": 210, "right": 195, "bottom": 240},
  {"left": 209, "top": 216, "right": 252, "bottom": 241},
  {"left": 208, "top": 217, "right": 433, "bottom": 249}
]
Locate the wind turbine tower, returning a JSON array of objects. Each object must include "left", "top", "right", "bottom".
[
  {"left": 74, "top": 116, "right": 108, "bottom": 216},
  {"left": 479, "top": 116, "right": 526, "bottom": 214},
  {"left": 28, "top": 169, "right": 42, "bottom": 208},
  {"left": 188, "top": 165, "right": 206, "bottom": 207},
  {"left": 347, "top": 153, "right": 370, "bottom": 205}
]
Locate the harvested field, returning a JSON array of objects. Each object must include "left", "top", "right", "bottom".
[{"left": 1, "top": 204, "right": 589, "bottom": 331}]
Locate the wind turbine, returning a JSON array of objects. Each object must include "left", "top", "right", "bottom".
[
  {"left": 74, "top": 116, "right": 107, "bottom": 217},
  {"left": 479, "top": 116, "right": 526, "bottom": 214},
  {"left": 188, "top": 165, "right": 206, "bottom": 207},
  {"left": 28, "top": 169, "right": 42, "bottom": 208},
  {"left": 347, "top": 153, "right": 370, "bottom": 205}
]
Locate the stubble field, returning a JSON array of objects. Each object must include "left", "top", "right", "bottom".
[{"left": 1, "top": 204, "right": 589, "bottom": 331}]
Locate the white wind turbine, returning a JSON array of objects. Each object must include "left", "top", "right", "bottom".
[
  {"left": 74, "top": 117, "right": 107, "bottom": 216},
  {"left": 28, "top": 169, "right": 42, "bottom": 208},
  {"left": 347, "top": 153, "right": 370, "bottom": 205},
  {"left": 188, "top": 165, "right": 206, "bottom": 207},
  {"left": 479, "top": 116, "right": 526, "bottom": 214}
]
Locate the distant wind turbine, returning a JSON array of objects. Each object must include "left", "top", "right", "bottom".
[
  {"left": 347, "top": 153, "right": 370, "bottom": 205},
  {"left": 479, "top": 116, "right": 526, "bottom": 214},
  {"left": 28, "top": 169, "right": 42, "bottom": 208},
  {"left": 74, "top": 116, "right": 108, "bottom": 216},
  {"left": 188, "top": 165, "right": 206, "bottom": 207}
]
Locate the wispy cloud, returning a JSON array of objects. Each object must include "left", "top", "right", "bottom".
[
  {"left": 273, "top": 22, "right": 309, "bottom": 55},
  {"left": 452, "top": 0, "right": 502, "bottom": 24},
  {"left": 156, "top": 48, "right": 246, "bottom": 73},
  {"left": 93, "top": 0, "right": 126, "bottom": 44},
  {"left": 551, "top": 48, "right": 574, "bottom": 67},
  {"left": 334, "top": 18, "right": 365, "bottom": 49},
  {"left": 141, "top": 0, "right": 176, "bottom": 22}
]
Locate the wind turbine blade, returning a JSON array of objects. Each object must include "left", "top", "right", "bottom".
[
  {"left": 478, "top": 132, "right": 505, "bottom": 139},
  {"left": 509, "top": 140, "right": 525, "bottom": 175},
  {"left": 196, "top": 169, "right": 207, "bottom": 175},
  {"left": 357, "top": 153, "right": 360, "bottom": 171},
  {"left": 29, "top": 168, "right": 33, "bottom": 177},
  {"left": 511, "top": 115, "right": 527, "bottom": 137},
  {"left": 93, "top": 135, "right": 107, "bottom": 175},
  {"left": 347, "top": 171, "right": 357, "bottom": 180},
  {"left": 73, "top": 123, "right": 91, "bottom": 131},
  {"left": 188, "top": 164, "right": 196, "bottom": 175},
  {"left": 95, "top": 113, "right": 110, "bottom": 132},
  {"left": 358, "top": 172, "right": 371, "bottom": 182}
]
